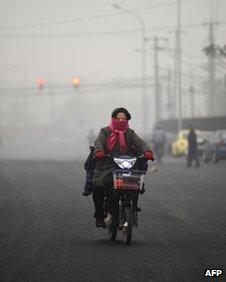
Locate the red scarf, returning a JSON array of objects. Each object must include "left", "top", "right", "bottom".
[{"left": 106, "top": 118, "right": 129, "bottom": 153}]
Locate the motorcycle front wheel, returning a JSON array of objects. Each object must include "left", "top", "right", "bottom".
[{"left": 122, "top": 207, "right": 133, "bottom": 245}]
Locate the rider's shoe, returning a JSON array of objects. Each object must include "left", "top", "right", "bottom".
[
  {"left": 82, "top": 183, "right": 93, "bottom": 196},
  {"left": 139, "top": 187, "right": 145, "bottom": 194},
  {"left": 82, "top": 190, "right": 91, "bottom": 196},
  {"left": 95, "top": 218, "right": 106, "bottom": 228}
]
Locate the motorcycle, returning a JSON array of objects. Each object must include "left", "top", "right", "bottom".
[{"left": 103, "top": 154, "right": 151, "bottom": 245}]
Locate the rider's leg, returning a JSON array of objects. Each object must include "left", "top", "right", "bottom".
[
  {"left": 82, "top": 170, "right": 93, "bottom": 196},
  {"left": 134, "top": 191, "right": 139, "bottom": 209},
  {"left": 103, "top": 174, "right": 114, "bottom": 214},
  {"left": 92, "top": 186, "right": 105, "bottom": 221},
  {"left": 103, "top": 174, "right": 119, "bottom": 224}
]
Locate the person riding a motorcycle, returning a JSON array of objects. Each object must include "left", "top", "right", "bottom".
[{"left": 92, "top": 107, "right": 154, "bottom": 228}]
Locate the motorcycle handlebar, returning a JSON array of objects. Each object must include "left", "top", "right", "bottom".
[{"left": 102, "top": 154, "right": 154, "bottom": 161}]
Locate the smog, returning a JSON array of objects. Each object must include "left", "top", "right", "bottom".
[{"left": 0, "top": 1, "right": 225, "bottom": 281}]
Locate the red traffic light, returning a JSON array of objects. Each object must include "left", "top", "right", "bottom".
[{"left": 36, "top": 77, "right": 46, "bottom": 89}]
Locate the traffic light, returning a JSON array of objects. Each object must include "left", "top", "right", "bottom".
[
  {"left": 36, "top": 77, "right": 46, "bottom": 89},
  {"left": 72, "top": 77, "right": 80, "bottom": 88}
]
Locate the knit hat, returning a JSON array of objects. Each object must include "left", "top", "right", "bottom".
[{"left": 111, "top": 107, "right": 131, "bottom": 121}]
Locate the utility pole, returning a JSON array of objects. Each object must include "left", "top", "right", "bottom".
[
  {"left": 176, "top": 0, "right": 182, "bottom": 131},
  {"left": 154, "top": 36, "right": 160, "bottom": 122},
  {"left": 112, "top": 4, "right": 148, "bottom": 134},
  {"left": 148, "top": 36, "right": 168, "bottom": 123},
  {"left": 188, "top": 67, "right": 195, "bottom": 117},
  {"left": 167, "top": 66, "right": 172, "bottom": 118},
  {"left": 208, "top": 20, "right": 215, "bottom": 115},
  {"left": 189, "top": 86, "right": 195, "bottom": 118},
  {"left": 204, "top": 19, "right": 218, "bottom": 116},
  {"left": 170, "top": 33, "right": 177, "bottom": 120}
]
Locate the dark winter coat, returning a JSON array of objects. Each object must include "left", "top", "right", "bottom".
[
  {"left": 188, "top": 130, "right": 198, "bottom": 157},
  {"left": 84, "top": 146, "right": 96, "bottom": 185},
  {"left": 92, "top": 126, "right": 151, "bottom": 187}
]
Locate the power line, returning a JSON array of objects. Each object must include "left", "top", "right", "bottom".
[
  {"left": 159, "top": 82, "right": 210, "bottom": 95},
  {"left": 158, "top": 66, "right": 206, "bottom": 79},
  {"left": 0, "top": 85, "right": 209, "bottom": 98},
  {"left": 0, "top": 0, "right": 190, "bottom": 31},
  {"left": 121, "top": 0, "right": 191, "bottom": 13},
  {"left": 0, "top": 21, "right": 225, "bottom": 39}
]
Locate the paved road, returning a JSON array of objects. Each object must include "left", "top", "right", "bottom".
[{"left": 0, "top": 159, "right": 225, "bottom": 282}]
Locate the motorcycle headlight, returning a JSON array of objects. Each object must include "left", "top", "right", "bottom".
[{"left": 114, "top": 158, "right": 137, "bottom": 169}]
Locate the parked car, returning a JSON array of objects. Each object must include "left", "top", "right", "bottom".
[
  {"left": 171, "top": 130, "right": 188, "bottom": 156},
  {"left": 171, "top": 130, "right": 213, "bottom": 157},
  {"left": 203, "top": 129, "right": 226, "bottom": 163},
  {"left": 196, "top": 131, "right": 213, "bottom": 157}
]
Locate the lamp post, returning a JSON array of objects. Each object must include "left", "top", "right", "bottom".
[{"left": 112, "top": 4, "right": 148, "bottom": 134}]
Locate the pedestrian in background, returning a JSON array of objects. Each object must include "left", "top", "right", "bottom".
[
  {"left": 151, "top": 125, "right": 165, "bottom": 162},
  {"left": 187, "top": 125, "right": 200, "bottom": 167}
]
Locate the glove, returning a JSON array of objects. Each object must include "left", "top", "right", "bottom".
[
  {"left": 95, "top": 150, "right": 105, "bottom": 159},
  {"left": 144, "top": 150, "right": 154, "bottom": 161}
]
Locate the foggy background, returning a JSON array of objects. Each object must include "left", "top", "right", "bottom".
[{"left": 0, "top": 0, "right": 225, "bottom": 159}]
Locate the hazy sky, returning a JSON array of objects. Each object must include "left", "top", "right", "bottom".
[
  {"left": 0, "top": 0, "right": 225, "bottom": 136},
  {"left": 0, "top": 0, "right": 225, "bottom": 85}
]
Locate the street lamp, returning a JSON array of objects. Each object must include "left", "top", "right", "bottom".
[{"left": 112, "top": 4, "right": 148, "bottom": 134}]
